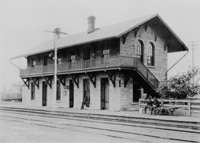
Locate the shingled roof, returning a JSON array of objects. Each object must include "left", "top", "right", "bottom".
[{"left": 11, "top": 14, "right": 188, "bottom": 60}]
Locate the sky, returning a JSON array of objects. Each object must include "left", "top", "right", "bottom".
[{"left": 0, "top": 0, "right": 200, "bottom": 91}]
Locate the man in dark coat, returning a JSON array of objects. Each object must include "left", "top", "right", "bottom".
[
  {"left": 152, "top": 97, "right": 161, "bottom": 115},
  {"left": 144, "top": 96, "right": 153, "bottom": 114},
  {"left": 81, "top": 96, "right": 87, "bottom": 110}
]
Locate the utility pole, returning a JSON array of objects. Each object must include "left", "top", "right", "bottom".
[
  {"left": 45, "top": 28, "right": 67, "bottom": 110},
  {"left": 189, "top": 41, "right": 198, "bottom": 90},
  {"left": 189, "top": 41, "right": 198, "bottom": 69}
]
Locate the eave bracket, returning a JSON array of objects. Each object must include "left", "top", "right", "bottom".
[
  {"left": 31, "top": 77, "right": 40, "bottom": 89},
  {"left": 87, "top": 73, "right": 96, "bottom": 88},
  {"left": 70, "top": 75, "right": 79, "bottom": 88},
  {"left": 122, "top": 33, "right": 128, "bottom": 44},
  {"left": 31, "top": 77, "right": 39, "bottom": 89},
  {"left": 22, "top": 78, "right": 30, "bottom": 89},
  {"left": 58, "top": 75, "right": 66, "bottom": 86},
  {"left": 107, "top": 71, "right": 116, "bottom": 87},
  {"left": 124, "top": 71, "right": 131, "bottom": 87},
  {"left": 44, "top": 76, "right": 52, "bottom": 89}
]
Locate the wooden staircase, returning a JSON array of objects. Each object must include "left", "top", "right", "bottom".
[{"left": 134, "top": 58, "right": 160, "bottom": 98}]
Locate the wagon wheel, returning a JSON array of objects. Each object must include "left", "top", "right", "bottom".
[
  {"left": 161, "top": 108, "right": 169, "bottom": 115},
  {"left": 154, "top": 108, "right": 161, "bottom": 115}
]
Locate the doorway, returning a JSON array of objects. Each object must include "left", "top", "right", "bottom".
[
  {"left": 133, "top": 82, "right": 141, "bottom": 102},
  {"left": 83, "top": 46, "right": 91, "bottom": 68},
  {"left": 43, "top": 56, "right": 48, "bottom": 66},
  {"left": 101, "top": 78, "right": 109, "bottom": 110},
  {"left": 83, "top": 79, "right": 90, "bottom": 106},
  {"left": 42, "top": 82, "right": 47, "bottom": 106},
  {"left": 69, "top": 80, "right": 74, "bottom": 108}
]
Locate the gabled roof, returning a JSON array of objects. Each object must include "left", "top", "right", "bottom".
[{"left": 11, "top": 14, "right": 188, "bottom": 60}]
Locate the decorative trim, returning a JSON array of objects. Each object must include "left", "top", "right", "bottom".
[
  {"left": 70, "top": 75, "right": 79, "bottom": 88},
  {"left": 57, "top": 75, "right": 66, "bottom": 86},
  {"left": 87, "top": 73, "right": 96, "bottom": 88},
  {"left": 22, "top": 78, "right": 30, "bottom": 89},
  {"left": 119, "top": 71, "right": 122, "bottom": 87},
  {"left": 44, "top": 76, "right": 52, "bottom": 89},
  {"left": 31, "top": 77, "right": 39, "bottom": 89},
  {"left": 107, "top": 71, "right": 116, "bottom": 87},
  {"left": 122, "top": 33, "right": 128, "bottom": 44},
  {"left": 124, "top": 71, "right": 131, "bottom": 87},
  {"left": 134, "top": 27, "right": 139, "bottom": 37}
]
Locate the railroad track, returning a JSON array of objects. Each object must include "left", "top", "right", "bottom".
[{"left": 0, "top": 108, "right": 199, "bottom": 143}]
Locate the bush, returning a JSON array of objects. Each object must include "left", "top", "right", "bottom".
[{"left": 157, "top": 67, "right": 200, "bottom": 99}]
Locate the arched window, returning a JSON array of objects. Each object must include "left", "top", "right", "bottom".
[
  {"left": 136, "top": 40, "right": 144, "bottom": 63},
  {"left": 147, "top": 42, "right": 155, "bottom": 66}
]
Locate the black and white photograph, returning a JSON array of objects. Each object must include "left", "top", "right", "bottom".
[{"left": 0, "top": 0, "right": 200, "bottom": 142}]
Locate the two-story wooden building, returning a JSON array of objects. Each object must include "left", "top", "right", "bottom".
[{"left": 11, "top": 14, "right": 188, "bottom": 111}]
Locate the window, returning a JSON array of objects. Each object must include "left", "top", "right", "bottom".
[
  {"left": 147, "top": 42, "right": 155, "bottom": 66},
  {"left": 83, "top": 46, "right": 91, "bottom": 60},
  {"left": 136, "top": 40, "right": 144, "bottom": 63},
  {"left": 56, "top": 81, "right": 61, "bottom": 100},
  {"left": 43, "top": 56, "right": 48, "bottom": 66},
  {"left": 101, "top": 41, "right": 110, "bottom": 58},
  {"left": 31, "top": 82, "right": 35, "bottom": 100},
  {"left": 31, "top": 58, "right": 36, "bottom": 67},
  {"left": 91, "top": 43, "right": 97, "bottom": 59},
  {"left": 70, "top": 50, "right": 76, "bottom": 63}
]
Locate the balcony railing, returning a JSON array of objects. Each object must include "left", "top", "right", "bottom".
[
  {"left": 20, "top": 56, "right": 159, "bottom": 89},
  {"left": 20, "top": 56, "right": 136, "bottom": 77}
]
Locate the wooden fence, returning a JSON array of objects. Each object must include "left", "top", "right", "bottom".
[
  {"left": 1, "top": 93, "right": 22, "bottom": 102},
  {"left": 139, "top": 98, "right": 200, "bottom": 116}
]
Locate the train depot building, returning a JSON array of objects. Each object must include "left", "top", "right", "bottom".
[{"left": 11, "top": 14, "right": 188, "bottom": 111}]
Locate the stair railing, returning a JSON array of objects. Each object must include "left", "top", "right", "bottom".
[{"left": 135, "top": 58, "right": 159, "bottom": 89}]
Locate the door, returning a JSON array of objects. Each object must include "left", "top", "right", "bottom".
[
  {"left": 83, "top": 79, "right": 90, "bottom": 106},
  {"left": 69, "top": 80, "right": 74, "bottom": 108},
  {"left": 83, "top": 46, "right": 90, "bottom": 68},
  {"left": 133, "top": 82, "right": 141, "bottom": 102},
  {"left": 42, "top": 82, "right": 47, "bottom": 106},
  {"left": 101, "top": 78, "right": 109, "bottom": 110},
  {"left": 44, "top": 56, "right": 48, "bottom": 66}
]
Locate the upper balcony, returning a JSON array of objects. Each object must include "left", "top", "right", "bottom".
[
  {"left": 20, "top": 56, "right": 159, "bottom": 89},
  {"left": 20, "top": 56, "right": 136, "bottom": 77}
]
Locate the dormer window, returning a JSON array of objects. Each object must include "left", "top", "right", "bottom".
[{"left": 147, "top": 42, "right": 155, "bottom": 66}]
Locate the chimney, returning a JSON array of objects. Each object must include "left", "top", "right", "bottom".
[
  {"left": 87, "top": 16, "right": 96, "bottom": 33},
  {"left": 54, "top": 27, "right": 61, "bottom": 38}
]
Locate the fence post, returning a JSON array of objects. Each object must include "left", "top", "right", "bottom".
[{"left": 188, "top": 100, "right": 191, "bottom": 116}]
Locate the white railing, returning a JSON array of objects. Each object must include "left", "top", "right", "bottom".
[
  {"left": 139, "top": 98, "right": 191, "bottom": 116},
  {"left": 191, "top": 100, "right": 200, "bottom": 116}
]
